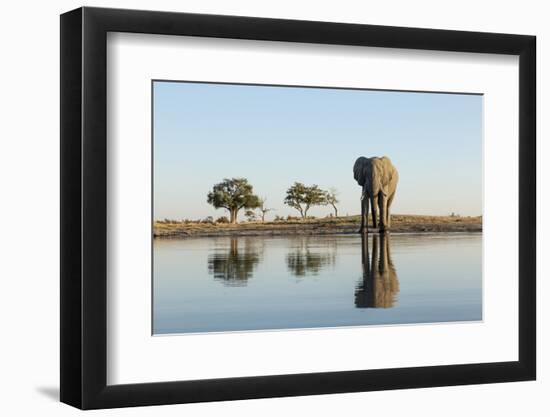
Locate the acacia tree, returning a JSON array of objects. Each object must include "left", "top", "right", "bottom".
[
  {"left": 324, "top": 188, "right": 340, "bottom": 217},
  {"left": 257, "top": 197, "right": 274, "bottom": 222},
  {"left": 207, "top": 178, "right": 261, "bottom": 224},
  {"left": 284, "top": 182, "right": 326, "bottom": 219}
]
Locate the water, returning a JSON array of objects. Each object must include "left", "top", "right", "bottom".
[{"left": 153, "top": 233, "right": 482, "bottom": 335}]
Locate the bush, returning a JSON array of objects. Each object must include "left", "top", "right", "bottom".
[
  {"left": 202, "top": 216, "right": 214, "bottom": 224},
  {"left": 286, "top": 215, "right": 300, "bottom": 221},
  {"left": 216, "top": 216, "right": 229, "bottom": 224}
]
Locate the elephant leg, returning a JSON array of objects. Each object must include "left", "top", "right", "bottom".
[
  {"left": 362, "top": 195, "right": 369, "bottom": 233},
  {"left": 386, "top": 193, "right": 395, "bottom": 228},
  {"left": 371, "top": 195, "right": 378, "bottom": 229},
  {"left": 378, "top": 194, "right": 386, "bottom": 232},
  {"left": 358, "top": 195, "right": 366, "bottom": 233}
]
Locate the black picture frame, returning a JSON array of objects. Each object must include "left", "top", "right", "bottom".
[{"left": 60, "top": 6, "right": 536, "bottom": 410}]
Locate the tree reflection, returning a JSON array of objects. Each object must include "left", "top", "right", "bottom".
[
  {"left": 286, "top": 237, "right": 336, "bottom": 277},
  {"left": 355, "top": 233, "right": 400, "bottom": 308},
  {"left": 207, "top": 237, "right": 262, "bottom": 286}
]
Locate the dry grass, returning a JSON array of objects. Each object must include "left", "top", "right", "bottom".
[{"left": 154, "top": 214, "right": 482, "bottom": 238}]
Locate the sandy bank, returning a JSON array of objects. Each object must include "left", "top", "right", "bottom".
[{"left": 154, "top": 215, "right": 482, "bottom": 238}]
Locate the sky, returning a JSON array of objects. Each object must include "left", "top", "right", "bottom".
[{"left": 153, "top": 81, "right": 482, "bottom": 221}]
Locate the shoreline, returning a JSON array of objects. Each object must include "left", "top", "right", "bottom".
[{"left": 154, "top": 215, "right": 482, "bottom": 238}]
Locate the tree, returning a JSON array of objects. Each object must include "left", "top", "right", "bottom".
[
  {"left": 257, "top": 197, "right": 274, "bottom": 222},
  {"left": 207, "top": 178, "right": 261, "bottom": 224},
  {"left": 324, "top": 188, "right": 340, "bottom": 217},
  {"left": 244, "top": 210, "right": 257, "bottom": 222},
  {"left": 284, "top": 182, "right": 326, "bottom": 219}
]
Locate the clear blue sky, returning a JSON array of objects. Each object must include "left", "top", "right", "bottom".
[{"left": 153, "top": 81, "right": 482, "bottom": 221}]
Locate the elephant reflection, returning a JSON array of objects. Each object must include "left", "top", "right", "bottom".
[
  {"left": 207, "top": 237, "right": 262, "bottom": 286},
  {"left": 286, "top": 237, "right": 336, "bottom": 277},
  {"left": 355, "top": 233, "right": 399, "bottom": 308}
]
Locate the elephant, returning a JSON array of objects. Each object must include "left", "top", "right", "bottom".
[{"left": 353, "top": 156, "right": 398, "bottom": 233}]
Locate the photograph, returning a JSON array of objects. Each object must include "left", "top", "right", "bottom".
[
  {"left": 152, "top": 81, "right": 483, "bottom": 335},
  {"left": 54, "top": 4, "right": 537, "bottom": 412}
]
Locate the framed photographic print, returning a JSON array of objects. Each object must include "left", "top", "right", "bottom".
[{"left": 60, "top": 6, "right": 536, "bottom": 409}]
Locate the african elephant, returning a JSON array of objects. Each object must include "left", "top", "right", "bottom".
[{"left": 353, "top": 156, "right": 398, "bottom": 233}]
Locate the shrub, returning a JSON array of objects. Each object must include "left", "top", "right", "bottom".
[{"left": 216, "top": 216, "right": 229, "bottom": 224}]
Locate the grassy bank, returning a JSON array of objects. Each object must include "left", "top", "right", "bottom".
[{"left": 154, "top": 214, "right": 482, "bottom": 238}]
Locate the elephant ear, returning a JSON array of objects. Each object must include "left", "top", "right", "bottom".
[
  {"left": 381, "top": 157, "right": 395, "bottom": 186},
  {"left": 387, "top": 161, "right": 398, "bottom": 185},
  {"left": 353, "top": 157, "right": 368, "bottom": 186},
  {"left": 386, "top": 168, "right": 393, "bottom": 184}
]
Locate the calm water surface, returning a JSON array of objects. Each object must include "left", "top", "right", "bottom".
[{"left": 153, "top": 233, "right": 482, "bottom": 334}]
